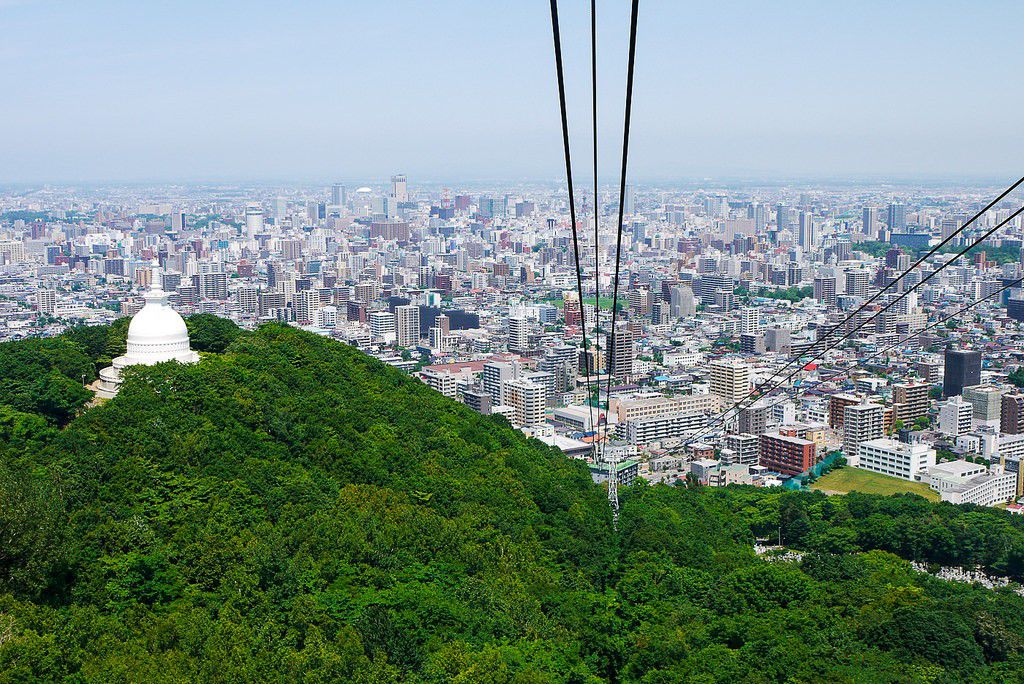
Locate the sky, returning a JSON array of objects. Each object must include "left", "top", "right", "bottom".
[{"left": 1, "top": 0, "right": 1022, "bottom": 184}]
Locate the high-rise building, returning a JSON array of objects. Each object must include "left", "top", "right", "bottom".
[
  {"left": 508, "top": 312, "right": 530, "bottom": 353},
  {"left": 709, "top": 358, "right": 750, "bottom": 408},
  {"left": 194, "top": 271, "right": 228, "bottom": 300},
  {"left": 669, "top": 284, "right": 697, "bottom": 318},
  {"left": 798, "top": 211, "right": 817, "bottom": 249},
  {"left": 395, "top": 304, "right": 420, "bottom": 347},
  {"left": 759, "top": 432, "right": 816, "bottom": 476},
  {"left": 430, "top": 313, "right": 451, "bottom": 351},
  {"left": 723, "top": 433, "right": 760, "bottom": 466},
  {"left": 740, "top": 307, "right": 761, "bottom": 335},
  {"left": 36, "top": 288, "right": 56, "bottom": 314},
  {"left": 962, "top": 384, "right": 1005, "bottom": 424},
  {"left": 369, "top": 310, "right": 396, "bottom": 344},
  {"left": 483, "top": 360, "right": 517, "bottom": 405},
  {"left": 622, "top": 184, "right": 635, "bottom": 215},
  {"left": 845, "top": 269, "right": 871, "bottom": 298},
  {"left": 607, "top": 325, "right": 634, "bottom": 380},
  {"left": 892, "top": 382, "right": 931, "bottom": 424},
  {"left": 943, "top": 348, "right": 982, "bottom": 397},
  {"left": 862, "top": 207, "right": 880, "bottom": 237},
  {"left": 738, "top": 403, "right": 769, "bottom": 435},
  {"left": 244, "top": 203, "right": 264, "bottom": 239},
  {"left": 237, "top": 286, "right": 260, "bottom": 314},
  {"left": 563, "top": 291, "right": 583, "bottom": 327},
  {"left": 887, "top": 202, "right": 907, "bottom": 231},
  {"left": 813, "top": 275, "right": 836, "bottom": 306},
  {"left": 391, "top": 174, "right": 408, "bottom": 203},
  {"left": 843, "top": 401, "right": 885, "bottom": 463},
  {"left": 294, "top": 290, "right": 320, "bottom": 324},
  {"left": 331, "top": 183, "right": 346, "bottom": 206},
  {"left": 938, "top": 396, "right": 973, "bottom": 437},
  {"left": 502, "top": 378, "right": 546, "bottom": 427},
  {"left": 1002, "top": 394, "right": 1024, "bottom": 435}
]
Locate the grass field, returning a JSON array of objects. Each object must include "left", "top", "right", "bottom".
[{"left": 811, "top": 467, "right": 939, "bottom": 501}]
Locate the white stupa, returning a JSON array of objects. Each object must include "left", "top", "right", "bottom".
[{"left": 96, "top": 265, "right": 200, "bottom": 398}]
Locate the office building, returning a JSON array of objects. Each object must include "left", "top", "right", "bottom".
[{"left": 943, "top": 348, "right": 981, "bottom": 397}]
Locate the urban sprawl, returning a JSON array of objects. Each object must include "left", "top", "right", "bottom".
[{"left": 4, "top": 177, "right": 1024, "bottom": 509}]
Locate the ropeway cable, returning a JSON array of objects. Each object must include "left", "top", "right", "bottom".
[
  {"left": 548, "top": 0, "right": 596, "bottom": 460},
  {"left": 700, "top": 177, "right": 1024, "bottom": 439},
  {"left": 678, "top": 203, "right": 1024, "bottom": 449},
  {"left": 703, "top": 275, "right": 1024, "bottom": 435},
  {"left": 602, "top": 0, "right": 640, "bottom": 520}
]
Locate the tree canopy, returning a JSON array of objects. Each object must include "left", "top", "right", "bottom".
[{"left": 2, "top": 322, "right": 1024, "bottom": 681}]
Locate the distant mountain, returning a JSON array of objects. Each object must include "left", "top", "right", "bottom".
[{"left": 2, "top": 323, "right": 1024, "bottom": 682}]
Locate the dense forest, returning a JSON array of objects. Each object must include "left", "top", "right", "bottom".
[{"left": 4, "top": 321, "right": 1024, "bottom": 682}]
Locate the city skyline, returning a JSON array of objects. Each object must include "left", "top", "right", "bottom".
[{"left": 2, "top": 0, "right": 1023, "bottom": 182}]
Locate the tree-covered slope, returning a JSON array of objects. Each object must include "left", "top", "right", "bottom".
[{"left": 2, "top": 323, "right": 1024, "bottom": 682}]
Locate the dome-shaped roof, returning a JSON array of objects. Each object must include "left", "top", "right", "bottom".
[
  {"left": 121, "top": 285, "right": 197, "bottom": 364},
  {"left": 127, "top": 292, "right": 189, "bottom": 344}
]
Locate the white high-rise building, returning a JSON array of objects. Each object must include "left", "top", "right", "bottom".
[
  {"left": 740, "top": 307, "right": 761, "bottom": 335},
  {"left": 483, "top": 360, "right": 517, "bottom": 405},
  {"left": 938, "top": 396, "right": 973, "bottom": 437},
  {"left": 395, "top": 304, "right": 420, "bottom": 347},
  {"left": 369, "top": 310, "right": 396, "bottom": 344},
  {"left": 36, "top": 288, "right": 56, "bottom": 314},
  {"left": 245, "top": 203, "right": 264, "bottom": 239},
  {"left": 294, "top": 290, "right": 320, "bottom": 324},
  {"left": 508, "top": 312, "right": 530, "bottom": 352}
]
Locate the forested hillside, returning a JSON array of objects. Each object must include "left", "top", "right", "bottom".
[{"left": 3, "top": 323, "right": 1024, "bottom": 682}]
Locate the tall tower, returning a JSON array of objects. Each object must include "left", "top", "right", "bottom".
[
  {"left": 245, "top": 203, "right": 264, "bottom": 239},
  {"left": 391, "top": 174, "right": 408, "bottom": 203},
  {"left": 331, "top": 183, "right": 346, "bottom": 206}
]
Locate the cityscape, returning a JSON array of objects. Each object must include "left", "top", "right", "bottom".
[
  {"left": 7, "top": 0, "right": 1024, "bottom": 680},
  {"left": 3, "top": 177, "right": 1024, "bottom": 507}
]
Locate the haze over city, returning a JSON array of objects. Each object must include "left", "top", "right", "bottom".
[{"left": 2, "top": 0, "right": 1023, "bottom": 182}]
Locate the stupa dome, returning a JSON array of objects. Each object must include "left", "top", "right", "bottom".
[{"left": 96, "top": 268, "right": 200, "bottom": 398}]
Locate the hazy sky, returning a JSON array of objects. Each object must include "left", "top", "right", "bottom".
[{"left": 2, "top": 0, "right": 1022, "bottom": 183}]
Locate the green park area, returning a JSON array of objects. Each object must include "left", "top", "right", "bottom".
[{"left": 812, "top": 466, "right": 940, "bottom": 501}]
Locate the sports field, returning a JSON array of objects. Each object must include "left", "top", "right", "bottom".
[{"left": 811, "top": 467, "right": 939, "bottom": 501}]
